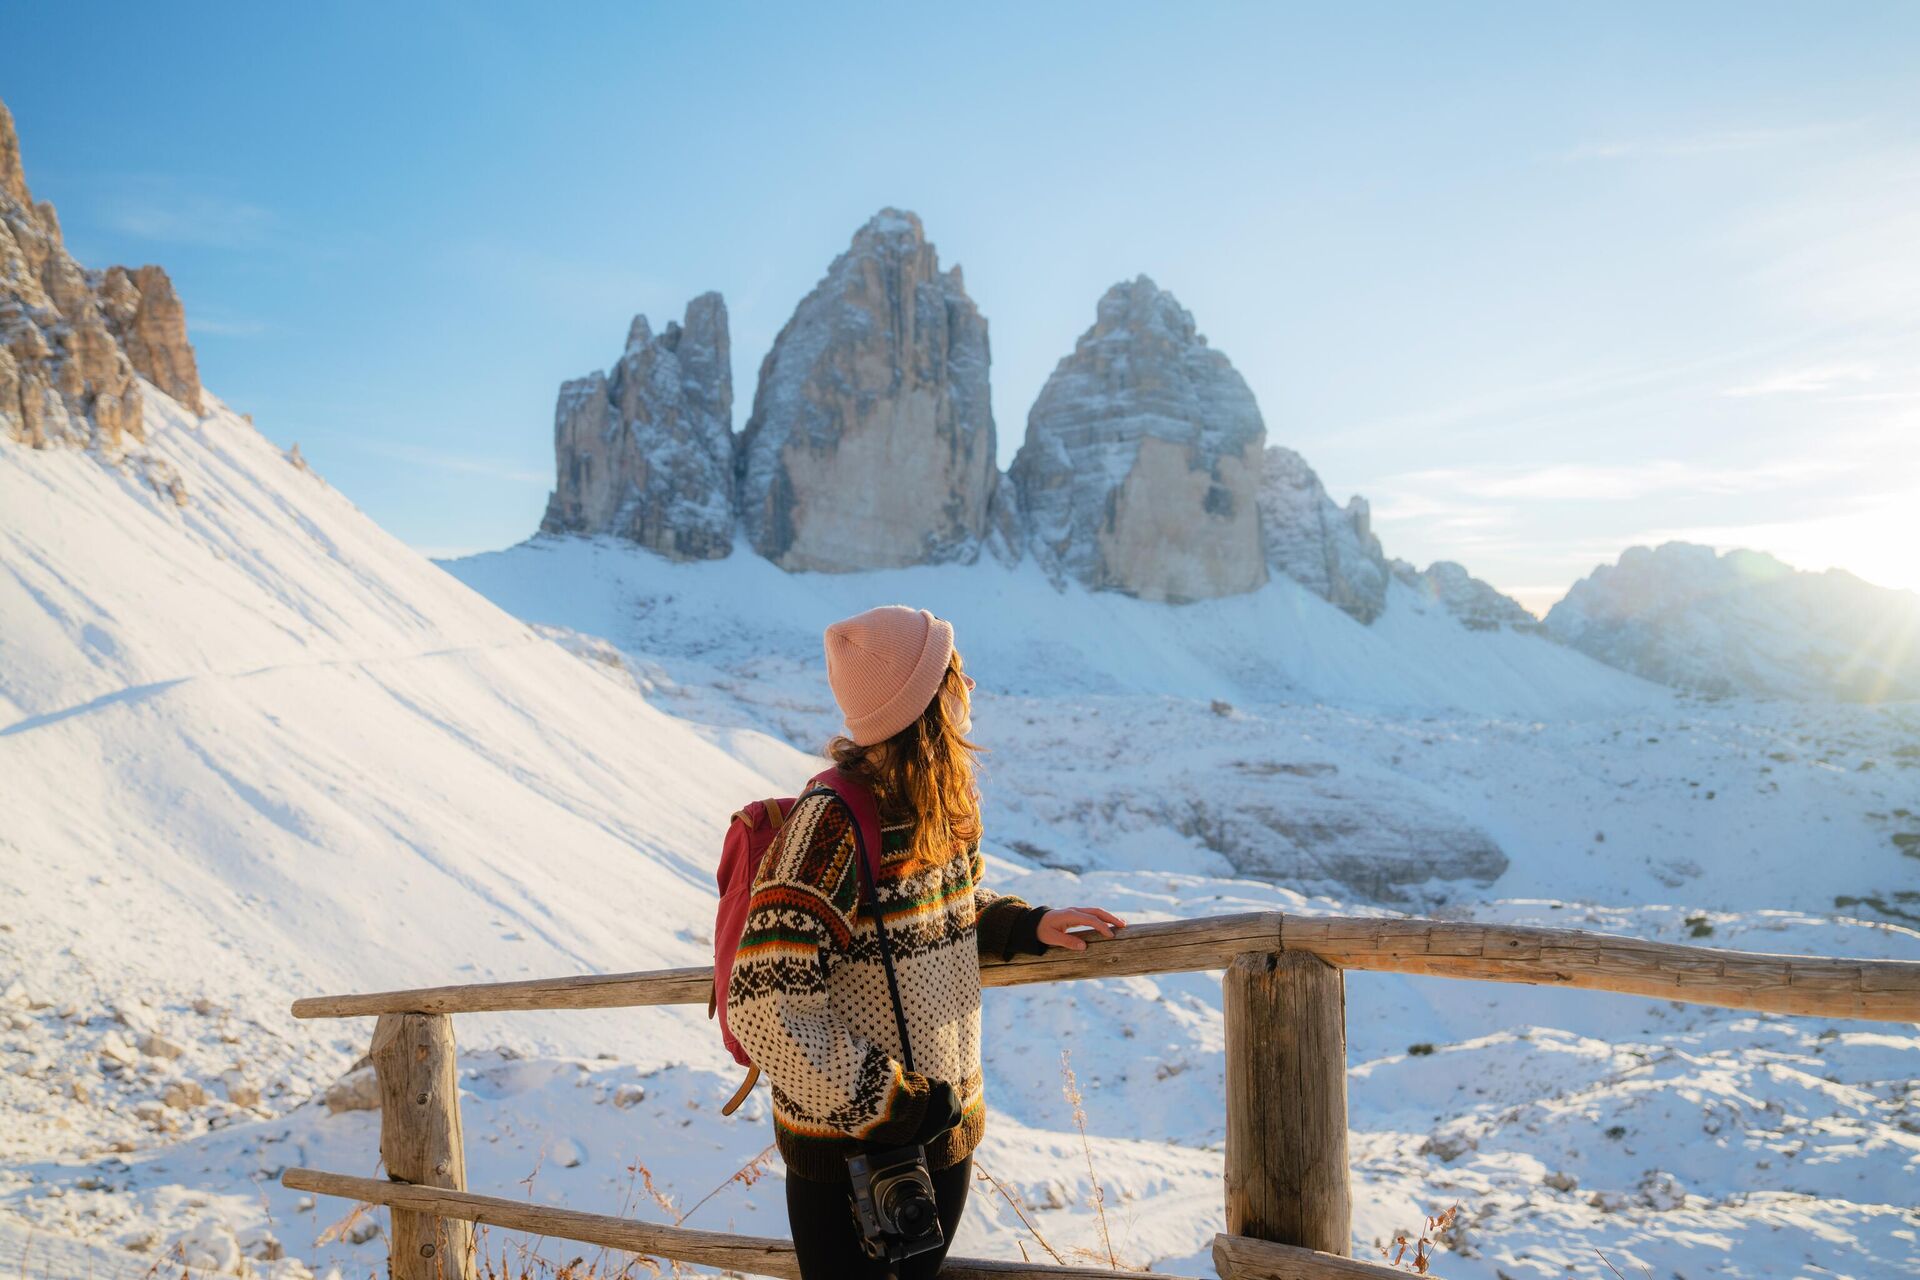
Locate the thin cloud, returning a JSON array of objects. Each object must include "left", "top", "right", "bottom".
[
  {"left": 1370, "top": 457, "right": 1858, "bottom": 504},
  {"left": 1722, "top": 361, "right": 1877, "bottom": 397},
  {"left": 1560, "top": 121, "right": 1858, "bottom": 163},
  {"left": 189, "top": 314, "right": 270, "bottom": 338},
  {"left": 102, "top": 184, "right": 277, "bottom": 249},
  {"left": 345, "top": 439, "right": 549, "bottom": 487}
]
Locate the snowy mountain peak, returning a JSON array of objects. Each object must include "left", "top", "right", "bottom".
[
  {"left": 1009, "top": 275, "right": 1267, "bottom": 603},
  {"left": 855, "top": 205, "right": 927, "bottom": 245},
  {"left": 1092, "top": 274, "right": 1203, "bottom": 345}
]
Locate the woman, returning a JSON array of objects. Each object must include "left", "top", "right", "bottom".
[{"left": 725, "top": 604, "right": 1128, "bottom": 1279}]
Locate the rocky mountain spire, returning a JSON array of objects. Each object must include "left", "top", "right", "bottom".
[
  {"left": 0, "top": 95, "right": 203, "bottom": 449},
  {"left": 0, "top": 100, "right": 27, "bottom": 208},
  {"left": 540, "top": 292, "right": 734, "bottom": 560},
  {"left": 1009, "top": 276, "right": 1267, "bottom": 603},
  {"left": 734, "top": 208, "right": 998, "bottom": 572}
]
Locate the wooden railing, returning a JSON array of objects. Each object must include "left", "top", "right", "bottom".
[{"left": 281, "top": 911, "right": 1920, "bottom": 1280}]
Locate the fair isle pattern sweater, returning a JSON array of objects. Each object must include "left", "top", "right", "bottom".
[{"left": 725, "top": 789, "right": 1046, "bottom": 1183}]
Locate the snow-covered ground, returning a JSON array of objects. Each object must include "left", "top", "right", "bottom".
[{"left": 2, "top": 391, "right": 1915, "bottom": 1280}]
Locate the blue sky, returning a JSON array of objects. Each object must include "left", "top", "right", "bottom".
[{"left": 6, "top": 1, "right": 1918, "bottom": 610}]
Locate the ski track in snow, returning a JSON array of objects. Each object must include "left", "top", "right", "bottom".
[{"left": 1, "top": 386, "right": 1915, "bottom": 1280}]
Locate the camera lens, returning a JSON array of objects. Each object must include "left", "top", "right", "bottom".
[{"left": 883, "top": 1184, "right": 936, "bottom": 1237}]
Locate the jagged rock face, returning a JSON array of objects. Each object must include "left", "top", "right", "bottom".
[
  {"left": 735, "top": 209, "right": 997, "bottom": 572},
  {"left": 92, "top": 264, "right": 203, "bottom": 415},
  {"left": 1545, "top": 542, "right": 1920, "bottom": 701},
  {"left": 0, "top": 104, "right": 139, "bottom": 450},
  {"left": 1010, "top": 276, "right": 1266, "bottom": 604},
  {"left": 1392, "top": 559, "right": 1545, "bottom": 634},
  {"left": 540, "top": 293, "right": 733, "bottom": 560},
  {"left": 0, "top": 98, "right": 202, "bottom": 451},
  {"left": 1259, "top": 445, "right": 1389, "bottom": 622}
]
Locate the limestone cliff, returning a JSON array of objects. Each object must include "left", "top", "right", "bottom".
[
  {"left": 1009, "top": 277, "right": 1266, "bottom": 603},
  {"left": 735, "top": 209, "right": 998, "bottom": 571},
  {"left": 541, "top": 293, "right": 733, "bottom": 560}
]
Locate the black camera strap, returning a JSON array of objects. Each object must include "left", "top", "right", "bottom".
[{"left": 804, "top": 787, "right": 915, "bottom": 1073}]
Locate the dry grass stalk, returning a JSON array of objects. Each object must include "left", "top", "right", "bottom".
[
  {"left": 1378, "top": 1205, "right": 1457, "bottom": 1274},
  {"left": 675, "top": 1144, "right": 777, "bottom": 1225},
  {"left": 1059, "top": 1047, "right": 1121, "bottom": 1270},
  {"left": 971, "top": 1164, "right": 1066, "bottom": 1265},
  {"left": 1593, "top": 1246, "right": 1654, "bottom": 1279}
]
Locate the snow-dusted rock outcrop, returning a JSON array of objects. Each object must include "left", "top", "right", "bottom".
[
  {"left": 1393, "top": 559, "right": 1545, "bottom": 634},
  {"left": 735, "top": 209, "right": 999, "bottom": 572},
  {"left": 1010, "top": 276, "right": 1267, "bottom": 603},
  {"left": 1259, "top": 445, "right": 1389, "bottom": 623},
  {"left": 90, "top": 264, "right": 202, "bottom": 415},
  {"left": 540, "top": 293, "right": 734, "bottom": 560},
  {"left": 0, "top": 97, "right": 201, "bottom": 450},
  {"left": 1546, "top": 541, "right": 1920, "bottom": 701}
]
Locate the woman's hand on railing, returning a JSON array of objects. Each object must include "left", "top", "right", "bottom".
[{"left": 1035, "top": 906, "right": 1128, "bottom": 951}]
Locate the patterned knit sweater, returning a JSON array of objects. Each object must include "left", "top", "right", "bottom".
[{"left": 725, "top": 788, "right": 1049, "bottom": 1183}]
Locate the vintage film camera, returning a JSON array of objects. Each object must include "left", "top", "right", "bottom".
[{"left": 845, "top": 1140, "right": 944, "bottom": 1264}]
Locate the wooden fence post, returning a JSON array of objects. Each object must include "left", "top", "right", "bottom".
[
  {"left": 1223, "top": 951, "right": 1351, "bottom": 1256},
  {"left": 372, "top": 1013, "right": 473, "bottom": 1280}
]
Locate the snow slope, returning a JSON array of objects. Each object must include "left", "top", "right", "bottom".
[
  {"left": 0, "top": 386, "right": 819, "bottom": 1104},
  {"left": 2, "top": 388, "right": 1915, "bottom": 1280},
  {"left": 448, "top": 533, "right": 1661, "bottom": 721},
  {"left": 444, "top": 536, "right": 1919, "bottom": 914}
]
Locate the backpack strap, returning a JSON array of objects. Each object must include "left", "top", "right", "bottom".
[
  {"left": 799, "top": 778, "right": 915, "bottom": 1074},
  {"left": 721, "top": 1064, "right": 759, "bottom": 1116}
]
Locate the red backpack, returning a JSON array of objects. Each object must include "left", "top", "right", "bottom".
[{"left": 709, "top": 766, "right": 883, "bottom": 1115}]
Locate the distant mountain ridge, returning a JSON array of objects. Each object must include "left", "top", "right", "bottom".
[{"left": 1548, "top": 542, "right": 1920, "bottom": 702}]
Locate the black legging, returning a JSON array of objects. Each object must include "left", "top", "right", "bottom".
[{"left": 784, "top": 1154, "right": 972, "bottom": 1280}]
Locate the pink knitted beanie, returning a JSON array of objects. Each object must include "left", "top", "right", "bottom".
[{"left": 823, "top": 606, "right": 956, "bottom": 746}]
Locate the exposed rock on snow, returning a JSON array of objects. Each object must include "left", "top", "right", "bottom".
[
  {"left": 161, "top": 1080, "right": 206, "bottom": 1110},
  {"left": 137, "top": 1032, "right": 184, "bottom": 1060},
  {"left": 322, "top": 1066, "right": 379, "bottom": 1114},
  {"left": 539, "top": 293, "right": 734, "bottom": 560},
  {"left": 1393, "top": 559, "right": 1545, "bottom": 634},
  {"left": 0, "top": 97, "right": 201, "bottom": 450},
  {"left": 1546, "top": 541, "right": 1920, "bottom": 701},
  {"left": 1009, "top": 276, "right": 1267, "bottom": 603},
  {"left": 996, "top": 736, "right": 1509, "bottom": 901},
  {"left": 1259, "top": 445, "right": 1389, "bottom": 622},
  {"left": 735, "top": 208, "right": 999, "bottom": 571}
]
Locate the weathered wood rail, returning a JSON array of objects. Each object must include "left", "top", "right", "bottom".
[{"left": 282, "top": 910, "right": 1920, "bottom": 1280}]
